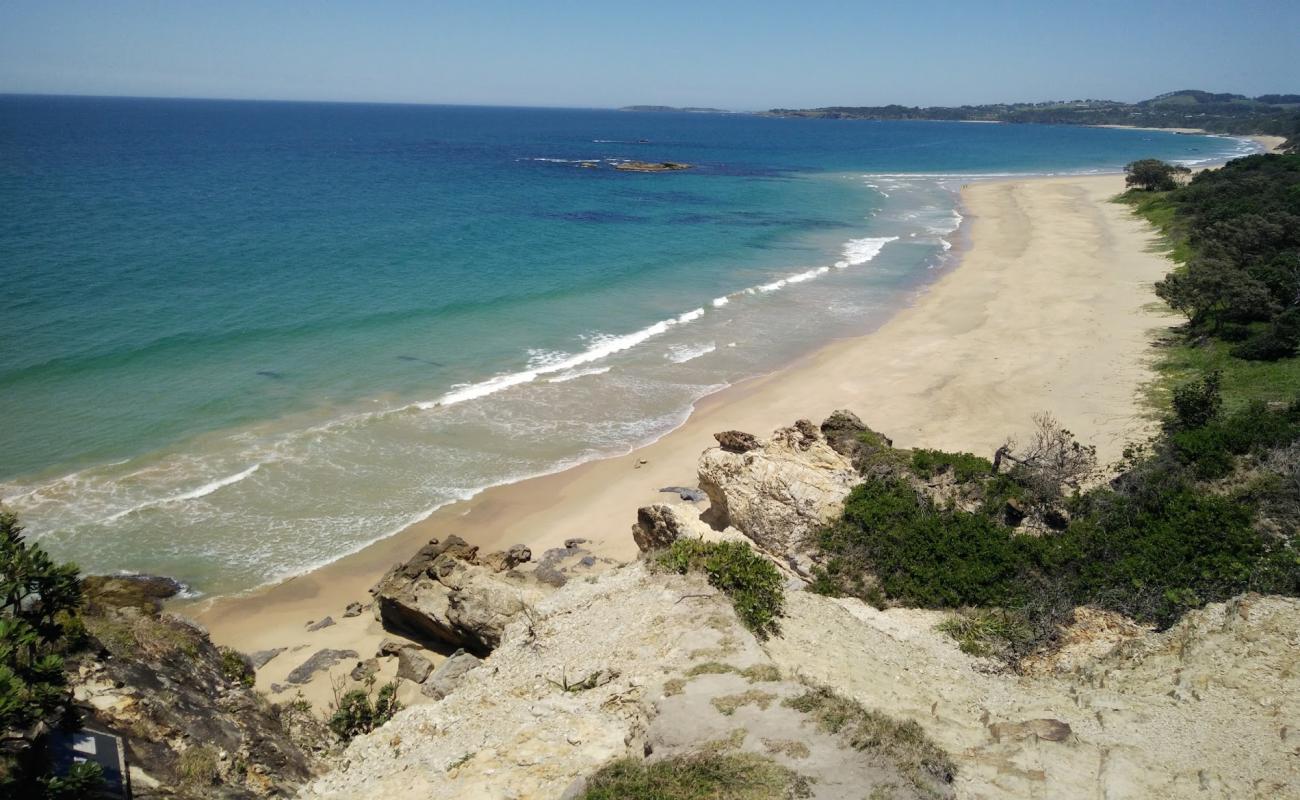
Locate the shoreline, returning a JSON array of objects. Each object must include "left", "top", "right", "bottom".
[
  {"left": 1090, "top": 123, "right": 1285, "bottom": 154},
  {"left": 190, "top": 170, "right": 1185, "bottom": 705}
]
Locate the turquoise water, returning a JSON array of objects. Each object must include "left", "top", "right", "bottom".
[{"left": 0, "top": 96, "right": 1253, "bottom": 594}]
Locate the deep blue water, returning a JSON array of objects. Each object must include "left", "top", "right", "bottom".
[{"left": 0, "top": 95, "right": 1253, "bottom": 592}]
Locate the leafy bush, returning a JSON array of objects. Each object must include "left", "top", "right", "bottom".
[
  {"left": 1170, "top": 370, "right": 1223, "bottom": 430},
  {"left": 909, "top": 449, "right": 992, "bottom": 483},
  {"left": 935, "top": 609, "right": 1034, "bottom": 660},
  {"left": 656, "top": 539, "right": 784, "bottom": 638},
  {"left": 218, "top": 646, "right": 255, "bottom": 688},
  {"left": 818, "top": 479, "right": 1030, "bottom": 608},
  {"left": 327, "top": 677, "right": 401, "bottom": 741}
]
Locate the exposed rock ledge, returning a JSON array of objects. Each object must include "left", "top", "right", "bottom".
[
  {"left": 613, "top": 160, "right": 692, "bottom": 172},
  {"left": 302, "top": 414, "right": 1300, "bottom": 799}
]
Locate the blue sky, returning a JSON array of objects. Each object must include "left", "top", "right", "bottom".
[{"left": 1, "top": 1, "right": 1297, "bottom": 108}]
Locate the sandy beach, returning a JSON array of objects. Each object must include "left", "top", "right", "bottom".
[{"left": 191, "top": 172, "right": 1181, "bottom": 705}]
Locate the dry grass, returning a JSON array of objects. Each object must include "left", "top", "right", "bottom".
[
  {"left": 711, "top": 690, "right": 777, "bottom": 716},
  {"left": 579, "top": 752, "right": 810, "bottom": 800},
  {"left": 785, "top": 687, "right": 954, "bottom": 798}
]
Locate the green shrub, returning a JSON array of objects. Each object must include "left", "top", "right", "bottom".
[
  {"left": 327, "top": 678, "right": 401, "bottom": 741},
  {"left": 910, "top": 449, "right": 993, "bottom": 483},
  {"left": 656, "top": 540, "right": 784, "bottom": 638},
  {"left": 218, "top": 646, "right": 255, "bottom": 688},
  {"left": 935, "top": 609, "right": 1034, "bottom": 660},
  {"left": 1170, "top": 371, "right": 1222, "bottom": 430},
  {"left": 818, "top": 479, "right": 1030, "bottom": 608}
]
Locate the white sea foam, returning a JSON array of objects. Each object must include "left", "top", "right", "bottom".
[
  {"left": 546, "top": 366, "right": 612, "bottom": 383},
  {"left": 417, "top": 308, "right": 707, "bottom": 408},
  {"left": 102, "top": 463, "right": 262, "bottom": 523},
  {"left": 712, "top": 296, "right": 730, "bottom": 308},
  {"left": 666, "top": 342, "right": 716, "bottom": 364},
  {"left": 840, "top": 236, "right": 899, "bottom": 266}
]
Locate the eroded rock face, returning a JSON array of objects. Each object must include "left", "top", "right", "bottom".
[
  {"left": 72, "top": 576, "right": 315, "bottom": 797},
  {"left": 698, "top": 420, "right": 858, "bottom": 555},
  {"left": 371, "top": 535, "right": 549, "bottom": 656}
]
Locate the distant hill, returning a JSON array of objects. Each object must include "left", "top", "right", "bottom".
[
  {"left": 764, "top": 91, "right": 1300, "bottom": 149},
  {"left": 619, "top": 105, "right": 733, "bottom": 114}
]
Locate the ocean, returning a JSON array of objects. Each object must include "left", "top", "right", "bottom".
[{"left": 0, "top": 95, "right": 1254, "bottom": 595}]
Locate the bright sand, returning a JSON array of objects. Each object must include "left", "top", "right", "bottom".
[{"left": 190, "top": 172, "right": 1180, "bottom": 706}]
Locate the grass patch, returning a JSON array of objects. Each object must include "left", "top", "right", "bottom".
[
  {"left": 785, "top": 688, "right": 954, "bottom": 798},
  {"left": 685, "top": 661, "right": 738, "bottom": 677},
  {"left": 663, "top": 678, "right": 686, "bottom": 697},
  {"left": 656, "top": 539, "right": 784, "bottom": 638},
  {"left": 1147, "top": 336, "right": 1300, "bottom": 413},
  {"left": 579, "top": 752, "right": 810, "bottom": 800},
  {"left": 935, "top": 609, "right": 1034, "bottom": 660},
  {"left": 711, "top": 690, "right": 777, "bottom": 716},
  {"left": 741, "top": 664, "right": 781, "bottom": 683},
  {"left": 177, "top": 745, "right": 219, "bottom": 789},
  {"left": 761, "top": 738, "right": 810, "bottom": 759}
]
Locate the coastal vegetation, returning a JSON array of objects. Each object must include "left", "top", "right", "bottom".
[
  {"left": 809, "top": 154, "right": 1300, "bottom": 664},
  {"left": 655, "top": 539, "right": 784, "bottom": 638},
  {"left": 0, "top": 508, "right": 103, "bottom": 798},
  {"left": 768, "top": 90, "right": 1300, "bottom": 146}
]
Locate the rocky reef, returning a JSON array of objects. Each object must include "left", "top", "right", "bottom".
[{"left": 612, "top": 160, "right": 692, "bottom": 172}]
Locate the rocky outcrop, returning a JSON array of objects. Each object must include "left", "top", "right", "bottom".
[
  {"left": 698, "top": 420, "right": 859, "bottom": 555},
  {"left": 73, "top": 575, "right": 315, "bottom": 797},
  {"left": 371, "top": 536, "right": 546, "bottom": 656},
  {"left": 818, "top": 409, "right": 895, "bottom": 474},
  {"left": 286, "top": 649, "right": 359, "bottom": 684},
  {"left": 613, "top": 160, "right": 692, "bottom": 172}
]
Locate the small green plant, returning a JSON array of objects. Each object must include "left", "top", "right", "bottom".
[
  {"left": 655, "top": 539, "right": 784, "bottom": 638},
  {"left": 740, "top": 663, "right": 781, "bottom": 683},
  {"left": 547, "top": 668, "right": 613, "bottom": 693},
  {"left": 218, "top": 646, "right": 255, "bottom": 687},
  {"left": 35, "top": 761, "right": 105, "bottom": 800},
  {"left": 685, "top": 661, "right": 737, "bottom": 677},
  {"left": 327, "top": 676, "right": 402, "bottom": 741},
  {"left": 935, "top": 609, "right": 1034, "bottom": 660}
]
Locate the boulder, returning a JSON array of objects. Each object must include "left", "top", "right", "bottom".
[
  {"left": 698, "top": 421, "right": 858, "bottom": 555},
  {"left": 372, "top": 535, "right": 546, "bottom": 656},
  {"left": 285, "top": 649, "right": 358, "bottom": 685},
  {"left": 378, "top": 637, "right": 415, "bottom": 657},
  {"left": 343, "top": 601, "right": 365, "bottom": 618},
  {"left": 249, "top": 647, "right": 286, "bottom": 669},
  {"left": 714, "top": 430, "right": 761, "bottom": 453},
  {"left": 420, "top": 649, "right": 482, "bottom": 700},
  {"left": 481, "top": 543, "right": 532, "bottom": 573},
  {"left": 350, "top": 658, "right": 379, "bottom": 682},
  {"left": 632, "top": 503, "right": 708, "bottom": 552},
  {"left": 396, "top": 648, "right": 433, "bottom": 683},
  {"left": 306, "top": 615, "right": 335, "bottom": 631}
]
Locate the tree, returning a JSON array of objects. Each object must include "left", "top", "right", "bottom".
[{"left": 1124, "top": 158, "right": 1191, "bottom": 191}]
